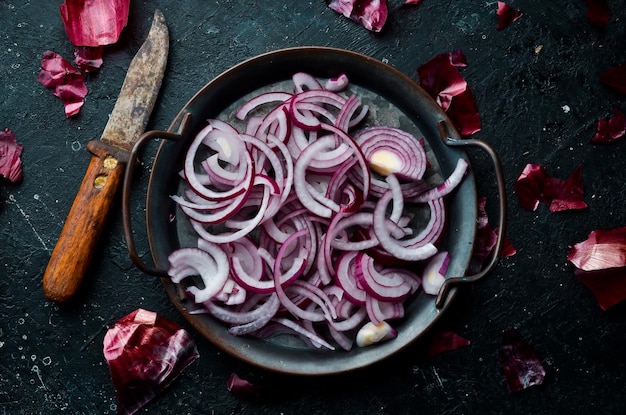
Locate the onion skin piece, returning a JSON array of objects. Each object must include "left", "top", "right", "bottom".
[
  {"left": 574, "top": 267, "right": 626, "bottom": 310},
  {"left": 327, "top": 0, "right": 389, "bottom": 32},
  {"left": 592, "top": 108, "right": 626, "bottom": 143},
  {"left": 496, "top": 2, "right": 523, "bottom": 31},
  {"left": 36, "top": 51, "right": 87, "bottom": 117},
  {"left": 498, "top": 328, "right": 545, "bottom": 393},
  {"left": 567, "top": 226, "right": 626, "bottom": 272},
  {"left": 417, "top": 50, "right": 481, "bottom": 136},
  {"left": 514, "top": 163, "right": 587, "bottom": 213},
  {"left": 600, "top": 63, "right": 626, "bottom": 96},
  {"left": 103, "top": 309, "right": 199, "bottom": 415},
  {"left": 0, "top": 129, "right": 24, "bottom": 183},
  {"left": 227, "top": 373, "right": 264, "bottom": 401},
  {"left": 585, "top": 0, "right": 610, "bottom": 29},
  {"left": 425, "top": 329, "right": 470, "bottom": 358},
  {"left": 74, "top": 46, "right": 103, "bottom": 72},
  {"left": 567, "top": 227, "right": 626, "bottom": 309},
  {"left": 59, "top": 0, "right": 131, "bottom": 47}
]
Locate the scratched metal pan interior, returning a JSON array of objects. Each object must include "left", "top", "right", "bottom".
[{"left": 146, "top": 46, "right": 477, "bottom": 376}]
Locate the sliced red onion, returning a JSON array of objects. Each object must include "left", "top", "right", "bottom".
[
  {"left": 183, "top": 123, "right": 255, "bottom": 201},
  {"left": 167, "top": 72, "right": 471, "bottom": 351},
  {"left": 355, "top": 252, "right": 412, "bottom": 302},
  {"left": 421, "top": 251, "right": 451, "bottom": 295},
  {"left": 294, "top": 135, "right": 344, "bottom": 218},
  {"left": 365, "top": 295, "right": 405, "bottom": 325},
  {"left": 334, "top": 251, "right": 367, "bottom": 306},
  {"left": 410, "top": 158, "right": 468, "bottom": 203},
  {"left": 324, "top": 73, "right": 349, "bottom": 92},
  {"left": 373, "top": 190, "right": 438, "bottom": 261},
  {"left": 293, "top": 71, "right": 323, "bottom": 92},
  {"left": 167, "top": 240, "right": 229, "bottom": 303},
  {"left": 355, "top": 126, "right": 427, "bottom": 181},
  {"left": 235, "top": 91, "right": 292, "bottom": 120},
  {"left": 188, "top": 180, "right": 270, "bottom": 243},
  {"left": 356, "top": 321, "right": 398, "bottom": 347}
]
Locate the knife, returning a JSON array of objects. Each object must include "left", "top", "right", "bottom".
[{"left": 43, "top": 10, "right": 169, "bottom": 303}]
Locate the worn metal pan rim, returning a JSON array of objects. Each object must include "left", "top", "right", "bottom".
[{"left": 144, "top": 46, "right": 478, "bottom": 376}]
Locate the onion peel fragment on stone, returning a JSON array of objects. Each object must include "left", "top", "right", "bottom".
[
  {"left": 0, "top": 129, "right": 24, "bottom": 183},
  {"left": 468, "top": 196, "right": 515, "bottom": 274},
  {"left": 227, "top": 373, "right": 263, "bottom": 401},
  {"left": 592, "top": 108, "right": 626, "bottom": 143},
  {"left": 103, "top": 308, "right": 199, "bottom": 415},
  {"left": 514, "top": 163, "right": 587, "bottom": 213},
  {"left": 426, "top": 329, "right": 470, "bottom": 358},
  {"left": 567, "top": 226, "right": 626, "bottom": 272},
  {"left": 36, "top": 51, "right": 88, "bottom": 117},
  {"left": 585, "top": 0, "right": 610, "bottom": 29},
  {"left": 574, "top": 267, "right": 626, "bottom": 311},
  {"left": 499, "top": 328, "right": 546, "bottom": 392},
  {"left": 600, "top": 64, "right": 626, "bottom": 96},
  {"left": 568, "top": 227, "right": 626, "bottom": 309},
  {"left": 74, "top": 46, "right": 104, "bottom": 72},
  {"left": 417, "top": 51, "right": 481, "bottom": 136},
  {"left": 59, "top": 0, "right": 131, "bottom": 47},
  {"left": 327, "top": 0, "right": 389, "bottom": 32},
  {"left": 496, "top": 2, "right": 523, "bottom": 31}
]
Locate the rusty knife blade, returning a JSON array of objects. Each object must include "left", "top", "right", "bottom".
[{"left": 101, "top": 9, "right": 169, "bottom": 151}]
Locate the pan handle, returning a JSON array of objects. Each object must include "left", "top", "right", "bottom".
[
  {"left": 121, "top": 113, "right": 192, "bottom": 278},
  {"left": 434, "top": 120, "right": 507, "bottom": 308}
]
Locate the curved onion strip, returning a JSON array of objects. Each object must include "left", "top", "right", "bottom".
[
  {"left": 324, "top": 73, "right": 349, "bottom": 92},
  {"left": 189, "top": 181, "right": 270, "bottom": 243},
  {"left": 335, "top": 94, "right": 362, "bottom": 132},
  {"left": 320, "top": 123, "right": 371, "bottom": 201},
  {"left": 373, "top": 190, "right": 438, "bottom": 261},
  {"left": 410, "top": 158, "right": 468, "bottom": 203},
  {"left": 355, "top": 252, "right": 412, "bottom": 302},
  {"left": 294, "top": 135, "right": 342, "bottom": 218},
  {"left": 402, "top": 198, "right": 446, "bottom": 248},
  {"left": 293, "top": 72, "right": 323, "bottom": 93},
  {"left": 167, "top": 242, "right": 229, "bottom": 303},
  {"left": 200, "top": 293, "right": 279, "bottom": 325},
  {"left": 184, "top": 124, "right": 255, "bottom": 201},
  {"left": 334, "top": 251, "right": 367, "bottom": 306},
  {"left": 272, "top": 230, "right": 325, "bottom": 321},
  {"left": 386, "top": 174, "right": 404, "bottom": 223},
  {"left": 235, "top": 91, "right": 292, "bottom": 120},
  {"left": 172, "top": 192, "right": 249, "bottom": 225},
  {"left": 232, "top": 253, "right": 299, "bottom": 294}
]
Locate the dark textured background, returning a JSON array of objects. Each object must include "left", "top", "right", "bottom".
[{"left": 2, "top": 1, "right": 626, "bottom": 414}]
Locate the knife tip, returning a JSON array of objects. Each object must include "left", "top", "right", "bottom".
[{"left": 153, "top": 9, "right": 165, "bottom": 23}]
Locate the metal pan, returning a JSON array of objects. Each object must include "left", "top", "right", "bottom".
[{"left": 122, "top": 47, "right": 506, "bottom": 376}]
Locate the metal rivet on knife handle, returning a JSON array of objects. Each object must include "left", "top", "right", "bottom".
[
  {"left": 93, "top": 175, "right": 108, "bottom": 189},
  {"left": 103, "top": 156, "right": 119, "bottom": 170}
]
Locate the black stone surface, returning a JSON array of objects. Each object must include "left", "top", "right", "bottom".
[{"left": 1, "top": 1, "right": 626, "bottom": 414}]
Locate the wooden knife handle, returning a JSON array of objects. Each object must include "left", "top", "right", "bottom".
[{"left": 43, "top": 140, "right": 129, "bottom": 302}]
